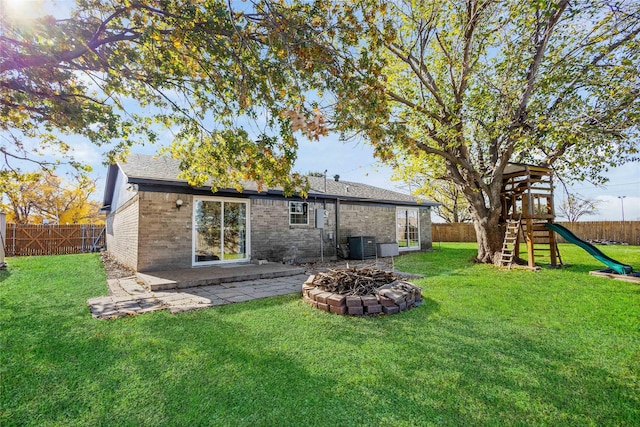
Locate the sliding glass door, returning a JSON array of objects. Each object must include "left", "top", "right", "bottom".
[
  {"left": 396, "top": 208, "right": 420, "bottom": 250},
  {"left": 193, "top": 198, "right": 249, "bottom": 265}
]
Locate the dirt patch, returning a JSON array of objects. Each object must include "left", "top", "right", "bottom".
[
  {"left": 100, "top": 251, "right": 135, "bottom": 280},
  {"left": 301, "top": 258, "right": 394, "bottom": 274}
]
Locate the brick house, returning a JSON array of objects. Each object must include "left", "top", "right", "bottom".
[{"left": 101, "top": 154, "right": 437, "bottom": 272}]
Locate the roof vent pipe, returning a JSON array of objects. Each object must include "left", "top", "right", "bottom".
[
  {"left": 333, "top": 174, "right": 340, "bottom": 182},
  {"left": 324, "top": 169, "right": 328, "bottom": 193}
]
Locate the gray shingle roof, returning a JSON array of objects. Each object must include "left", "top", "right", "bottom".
[{"left": 116, "top": 153, "right": 435, "bottom": 206}]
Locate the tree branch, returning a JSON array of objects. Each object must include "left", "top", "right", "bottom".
[{"left": 513, "top": 0, "right": 569, "bottom": 125}]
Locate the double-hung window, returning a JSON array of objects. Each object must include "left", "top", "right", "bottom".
[{"left": 289, "top": 201, "right": 309, "bottom": 225}]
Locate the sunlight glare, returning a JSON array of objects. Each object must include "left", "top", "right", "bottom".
[{"left": 1, "top": 0, "right": 46, "bottom": 23}]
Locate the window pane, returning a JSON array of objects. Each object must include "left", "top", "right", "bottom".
[
  {"left": 397, "top": 209, "right": 408, "bottom": 247},
  {"left": 195, "top": 200, "right": 221, "bottom": 262},
  {"left": 223, "top": 202, "right": 247, "bottom": 260},
  {"left": 290, "top": 202, "right": 308, "bottom": 225}
]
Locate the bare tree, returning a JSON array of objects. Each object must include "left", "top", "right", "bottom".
[{"left": 557, "top": 194, "right": 600, "bottom": 223}]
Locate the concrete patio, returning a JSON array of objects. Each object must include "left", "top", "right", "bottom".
[
  {"left": 135, "top": 262, "right": 305, "bottom": 291},
  {"left": 88, "top": 273, "right": 307, "bottom": 319}
]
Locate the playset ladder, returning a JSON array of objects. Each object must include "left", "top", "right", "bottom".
[{"left": 500, "top": 219, "right": 522, "bottom": 268}]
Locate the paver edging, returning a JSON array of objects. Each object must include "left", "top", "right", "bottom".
[{"left": 301, "top": 275, "right": 423, "bottom": 316}]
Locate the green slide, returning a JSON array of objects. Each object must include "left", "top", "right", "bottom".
[{"left": 545, "top": 223, "right": 633, "bottom": 275}]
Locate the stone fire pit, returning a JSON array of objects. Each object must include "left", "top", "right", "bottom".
[{"left": 301, "top": 267, "right": 422, "bottom": 315}]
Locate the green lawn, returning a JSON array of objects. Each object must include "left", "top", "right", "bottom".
[{"left": 1, "top": 244, "right": 639, "bottom": 426}]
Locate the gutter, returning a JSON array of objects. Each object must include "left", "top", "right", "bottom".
[{"left": 127, "top": 178, "right": 438, "bottom": 208}]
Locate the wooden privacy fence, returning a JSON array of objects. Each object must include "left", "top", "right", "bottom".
[
  {"left": 4, "top": 223, "right": 106, "bottom": 256},
  {"left": 432, "top": 223, "right": 477, "bottom": 243},
  {"left": 433, "top": 221, "right": 640, "bottom": 246}
]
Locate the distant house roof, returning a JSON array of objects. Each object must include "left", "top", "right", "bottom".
[{"left": 102, "top": 153, "right": 437, "bottom": 209}]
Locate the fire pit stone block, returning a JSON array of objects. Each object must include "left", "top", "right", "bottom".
[
  {"left": 379, "top": 296, "right": 396, "bottom": 307},
  {"left": 315, "top": 292, "right": 333, "bottom": 304},
  {"left": 361, "top": 295, "right": 379, "bottom": 306},
  {"left": 348, "top": 306, "right": 364, "bottom": 315},
  {"left": 379, "top": 290, "right": 406, "bottom": 304},
  {"left": 309, "top": 288, "right": 324, "bottom": 299},
  {"left": 383, "top": 305, "right": 400, "bottom": 315},
  {"left": 345, "top": 296, "right": 362, "bottom": 307},
  {"left": 327, "top": 294, "right": 346, "bottom": 307},
  {"left": 365, "top": 304, "right": 383, "bottom": 314},
  {"left": 330, "top": 305, "right": 347, "bottom": 314},
  {"left": 317, "top": 302, "right": 330, "bottom": 312}
]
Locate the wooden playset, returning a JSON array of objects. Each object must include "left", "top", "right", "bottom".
[
  {"left": 499, "top": 163, "right": 561, "bottom": 269},
  {"left": 498, "top": 163, "right": 636, "bottom": 279}
]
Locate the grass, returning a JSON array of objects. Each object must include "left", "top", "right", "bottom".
[{"left": 1, "top": 244, "right": 639, "bottom": 426}]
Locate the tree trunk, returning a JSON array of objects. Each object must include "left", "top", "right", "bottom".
[
  {"left": 471, "top": 211, "right": 504, "bottom": 264},
  {"left": 460, "top": 176, "right": 505, "bottom": 264},
  {"left": 446, "top": 160, "right": 505, "bottom": 264}
]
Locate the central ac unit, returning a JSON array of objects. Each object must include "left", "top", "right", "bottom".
[{"left": 348, "top": 236, "right": 376, "bottom": 260}]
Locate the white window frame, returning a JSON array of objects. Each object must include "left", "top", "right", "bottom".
[
  {"left": 396, "top": 207, "right": 421, "bottom": 251},
  {"left": 289, "top": 201, "right": 309, "bottom": 225}
]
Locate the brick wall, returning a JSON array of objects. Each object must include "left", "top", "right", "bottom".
[
  {"left": 339, "top": 203, "right": 432, "bottom": 253},
  {"left": 105, "top": 195, "right": 139, "bottom": 271},
  {"left": 107, "top": 191, "right": 434, "bottom": 271},
  {"left": 339, "top": 203, "right": 397, "bottom": 244},
  {"left": 136, "top": 192, "right": 193, "bottom": 271},
  {"left": 250, "top": 199, "right": 337, "bottom": 263},
  {"left": 251, "top": 200, "right": 433, "bottom": 262}
]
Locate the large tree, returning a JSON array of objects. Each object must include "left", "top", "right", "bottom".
[
  {"left": 1, "top": 0, "right": 321, "bottom": 192},
  {"left": 261, "top": 0, "right": 640, "bottom": 263},
  {"left": 0, "top": 169, "right": 103, "bottom": 224}
]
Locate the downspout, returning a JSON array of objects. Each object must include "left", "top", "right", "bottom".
[{"left": 335, "top": 198, "right": 341, "bottom": 257}]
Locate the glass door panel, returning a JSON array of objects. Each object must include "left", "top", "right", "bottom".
[
  {"left": 223, "top": 202, "right": 246, "bottom": 260},
  {"left": 397, "top": 208, "right": 420, "bottom": 250},
  {"left": 195, "top": 200, "right": 222, "bottom": 262},
  {"left": 397, "top": 209, "right": 409, "bottom": 248},
  {"left": 407, "top": 210, "right": 419, "bottom": 247}
]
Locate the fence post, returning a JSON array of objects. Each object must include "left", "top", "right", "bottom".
[{"left": 0, "top": 212, "right": 5, "bottom": 266}]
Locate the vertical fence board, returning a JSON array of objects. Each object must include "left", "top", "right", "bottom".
[
  {"left": 4, "top": 224, "right": 106, "bottom": 256},
  {"left": 432, "top": 221, "right": 640, "bottom": 246}
]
